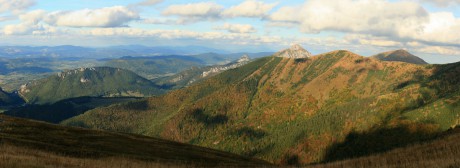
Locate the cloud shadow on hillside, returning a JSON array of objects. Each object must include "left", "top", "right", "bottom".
[{"left": 322, "top": 124, "right": 438, "bottom": 163}]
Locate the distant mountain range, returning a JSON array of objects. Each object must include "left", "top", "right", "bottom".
[
  {"left": 18, "top": 67, "right": 164, "bottom": 104},
  {"left": 154, "top": 55, "right": 252, "bottom": 90},
  {"left": 0, "top": 45, "right": 238, "bottom": 58},
  {"left": 62, "top": 45, "right": 459, "bottom": 165}
]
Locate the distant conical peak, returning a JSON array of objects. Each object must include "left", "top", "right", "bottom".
[
  {"left": 275, "top": 44, "right": 312, "bottom": 58},
  {"left": 372, "top": 49, "right": 428, "bottom": 64}
]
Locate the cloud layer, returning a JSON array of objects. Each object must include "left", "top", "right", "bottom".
[
  {"left": 0, "top": 0, "right": 460, "bottom": 58},
  {"left": 45, "top": 6, "right": 139, "bottom": 27}
]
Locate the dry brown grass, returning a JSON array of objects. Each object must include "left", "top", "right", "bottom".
[
  {"left": 0, "top": 144, "right": 184, "bottom": 168},
  {"left": 0, "top": 115, "right": 271, "bottom": 168}
]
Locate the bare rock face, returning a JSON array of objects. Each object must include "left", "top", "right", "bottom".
[{"left": 274, "top": 44, "right": 312, "bottom": 58}]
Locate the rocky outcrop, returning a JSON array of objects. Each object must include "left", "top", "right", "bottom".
[{"left": 202, "top": 55, "right": 251, "bottom": 77}]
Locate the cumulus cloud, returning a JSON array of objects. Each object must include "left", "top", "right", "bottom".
[
  {"left": 135, "top": 0, "right": 164, "bottom": 6},
  {"left": 222, "top": 0, "right": 277, "bottom": 18},
  {"left": 44, "top": 6, "right": 139, "bottom": 27},
  {"left": 2, "top": 10, "right": 47, "bottom": 35},
  {"left": 215, "top": 23, "right": 257, "bottom": 34},
  {"left": 162, "top": 2, "right": 223, "bottom": 22},
  {"left": 0, "top": 0, "right": 35, "bottom": 14},
  {"left": 271, "top": 0, "right": 428, "bottom": 35},
  {"left": 269, "top": 0, "right": 460, "bottom": 49},
  {"left": 162, "top": 2, "right": 223, "bottom": 17},
  {"left": 80, "top": 27, "right": 282, "bottom": 45},
  {"left": 419, "top": 0, "right": 460, "bottom": 7},
  {"left": 417, "top": 45, "right": 460, "bottom": 55}
]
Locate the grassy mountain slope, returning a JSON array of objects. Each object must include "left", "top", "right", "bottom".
[
  {"left": 310, "top": 127, "right": 460, "bottom": 168},
  {"left": 0, "top": 115, "right": 270, "bottom": 167},
  {"left": 19, "top": 67, "right": 164, "bottom": 104},
  {"left": 372, "top": 49, "right": 428, "bottom": 64},
  {"left": 63, "top": 50, "right": 460, "bottom": 165}
]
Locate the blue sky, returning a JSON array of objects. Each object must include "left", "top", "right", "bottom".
[{"left": 1, "top": 0, "right": 460, "bottom": 63}]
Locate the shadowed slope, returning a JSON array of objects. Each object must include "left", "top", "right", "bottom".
[
  {"left": 0, "top": 115, "right": 271, "bottom": 167},
  {"left": 309, "top": 127, "right": 460, "bottom": 168}
]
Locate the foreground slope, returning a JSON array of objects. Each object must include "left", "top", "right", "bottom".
[
  {"left": 310, "top": 127, "right": 460, "bottom": 168},
  {"left": 19, "top": 67, "right": 164, "bottom": 104},
  {"left": 0, "top": 115, "right": 270, "bottom": 167},
  {"left": 372, "top": 49, "right": 428, "bottom": 64},
  {"left": 64, "top": 46, "right": 460, "bottom": 165}
]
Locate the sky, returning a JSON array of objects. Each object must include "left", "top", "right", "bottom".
[{"left": 1, "top": 0, "right": 460, "bottom": 63}]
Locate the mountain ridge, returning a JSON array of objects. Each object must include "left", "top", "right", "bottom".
[
  {"left": 61, "top": 46, "right": 460, "bottom": 165},
  {"left": 19, "top": 67, "right": 164, "bottom": 104},
  {"left": 372, "top": 49, "right": 428, "bottom": 64}
]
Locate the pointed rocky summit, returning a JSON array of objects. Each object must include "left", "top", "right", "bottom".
[{"left": 274, "top": 44, "right": 312, "bottom": 59}]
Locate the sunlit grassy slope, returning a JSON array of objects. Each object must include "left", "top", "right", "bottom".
[{"left": 63, "top": 51, "right": 460, "bottom": 165}]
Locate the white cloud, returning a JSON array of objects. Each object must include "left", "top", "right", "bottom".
[
  {"left": 419, "top": 0, "right": 460, "bottom": 7},
  {"left": 271, "top": 0, "right": 428, "bottom": 36},
  {"left": 414, "top": 12, "right": 460, "bottom": 44},
  {"left": 162, "top": 2, "right": 223, "bottom": 22},
  {"left": 44, "top": 6, "right": 139, "bottom": 27},
  {"left": 215, "top": 23, "right": 257, "bottom": 33},
  {"left": 2, "top": 10, "right": 47, "bottom": 35},
  {"left": 269, "top": 6, "right": 301, "bottom": 24},
  {"left": 0, "top": 0, "right": 35, "bottom": 14},
  {"left": 222, "top": 0, "right": 277, "bottom": 18},
  {"left": 81, "top": 27, "right": 282, "bottom": 45},
  {"left": 417, "top": 46, "right": 460, "bottom": 55},
  {"left": 135, "top": 0, "right": 164, "bottom": 6},
  {"left": 269, "top": 0, "right": 460, "bottom": 49}
]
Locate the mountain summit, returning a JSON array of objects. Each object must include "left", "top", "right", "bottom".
[
  {"left": 372, "top": 49, "right": 428, "bottom": 64},
  {"left": 274, "top": 44, "right": 312, "bottom": 58}
]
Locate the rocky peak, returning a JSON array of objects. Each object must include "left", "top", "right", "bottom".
[
  {"left": 237, "top": 54, "right": 250, "bottom": 63},
  {"left": 274, "top": 44, "right": 312, "bottom": 58}
]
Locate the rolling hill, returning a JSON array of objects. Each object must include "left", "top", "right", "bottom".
[
  {"left": 371, "top": 49, "right": 428, "bottom": 64},
  {"left": 0, "top": 115, "right": 270, "bottom": 167},
  {"left": 62, "top": 45, "right": 460, "bottom": 165},
  {"left": 19, "top": 67, "right": 164, "bottom": 104}
]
